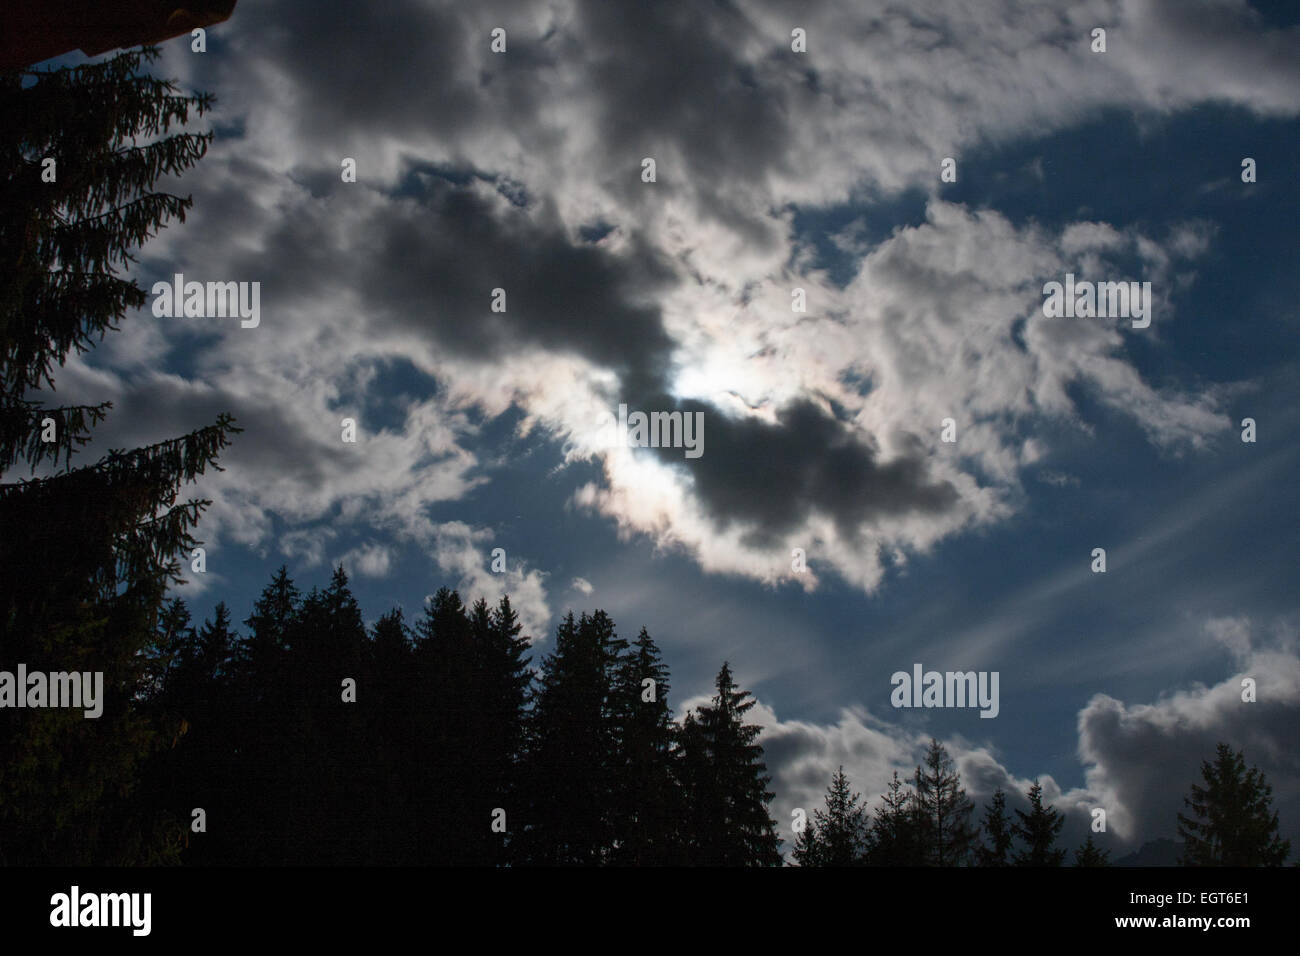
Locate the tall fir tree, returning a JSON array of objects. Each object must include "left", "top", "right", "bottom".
[
  {"left": 1177, "top": 743, "right": 1290, "bottom": 866},
  {"left": 913, "top": 738, "right": 976, "bottom": 866},
  {"left": 311, "top": 567, "right": 370, "bottom": 864},
  {"left": 520, "top": 610, "right": 624, "bottom": 864},
  {"left": 1012, "top": 780, "right": 1066, "bottom": 866},
  {"left": 868, "top": 770, "right": 922, "bottom": 865},
  {"left": 792, "top": 810, "right": 822, "bottom": 866},
  {"left": 977, "top": 788, "right": 1014, "bottom": 866},
  {"left": 679, "top": 662, "right": 782, "bottom": 866},
  {"left": 455, "top": 594, "right": 533, "bottom": 865},
  {"left": 0, "top": 46, "right": 236, "bottom": 864},
  {"left": 237, "top": 565, "right": 300, "bottom": 698},
  {"left": 793, "top": 766, "right": 870, "bottom": 866},
  {"left": 365, "top": 607, "right": 415, "bottom": 863},
  {"left": 195, "top": 602, "right": 236, "bottom": 686},
  {"left": 140, "top": 596, "right": 193, "bottom": 702},
  {"left": 229, "top": 567, "right": 301, "bottom": 863},
  {"left": 608, "top": 626, "right": 678, "bottom": 865},
  {"left": 482, "top": 595, "right": 532, "bottom": 790}
]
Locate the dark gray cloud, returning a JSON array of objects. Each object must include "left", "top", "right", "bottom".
[
  {"left": 650, "top": 396, "right": 959, "bottom": 547},
  {"left": 232, "top": 1, "right": 485, "bottom": 144},
  {"left": 360, "top": 172, "right": 682, "bottom": 400},
  {"left": 577, "top": 0, "right": 806, "bottom": 200},
  {"left": 1078, "top": 638, "right": 1300, "bottom": 850}
]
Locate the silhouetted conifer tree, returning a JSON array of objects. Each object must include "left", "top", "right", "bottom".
[
  {"left": 365, "top": 607, "right": 415, "bottom": 863},
  {"left": 520, "top": 610, "right": 624, "bottom": 864},
  {"left": 977, "top": 788, "right": 1014, "bottom": 866},
  {"left": 142, "top": 596, "right": 193, "bottom": 701},
  {"left": 1073, "top": 834, "right": 1110, "bottom": 866},
  {"left": 1177, "top": 743, "right": 1290, "bottom": 866},
  {"left": 913, "top": 738, "right": 976, "bottom": 866},
  {"left": 449, "top": 594, "right": 531, "bottom": 865},
  {"left": 679, "top": 662, "right": 781, "bottom": 866},
  {"left": 793, "top": 766, "right": 870, "bottom": 866},
  {"left": 1012, "top": 780, "right": 1065, "bottom": 866},
  {"left": 226, "top": 567, "right": 301, "bottom": 863},
  {"left": 868, "top": 771, "right": 922, "bottom": 865},
  {"left": 238, "top": 565, "right": 299, "bottom": 697},
  {"left": 0, "top": 46, "right": 235, "bottom": 865},
  {"left": 608, "top": 626, "right": 678, "bottom": 865},
  {"left": 304, "top": 567, "right": 369, "bottom": 863},
  {"left": 484, "top": 595, "right": 531, "bottom": 792},
  {"left": 792, "top": 813, "right": 821, "bottom": 866}
]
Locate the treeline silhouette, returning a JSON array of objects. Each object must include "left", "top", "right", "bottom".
[
  {"left": 132, "top": 565, "right": 1295, "bottom": 868},
  {"left": 126, "top": 565, "right": 783, "bottom": 866},
  {"left": 4, "top": 553, "right": 1292, "bottom": 866},
  {"left": 793, "top": 750, "right": 1107, "bottom": 866},
  {"left": 795, "top": 742, "right": 1291, "bottom": 867}
]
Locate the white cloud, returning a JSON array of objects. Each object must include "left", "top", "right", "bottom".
[
  {"left": 422, "top": 521, "right": 552, "bottom": 640},
  {"left": 62, "top": 0, "right": 1285, "bottom": 600},
  {"left": 338, "top": 542, "right": 393, "bottom": 579}
]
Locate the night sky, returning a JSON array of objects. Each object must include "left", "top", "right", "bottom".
[{"left": 41, "top": 0, "right": 1300, "bottom": 857}]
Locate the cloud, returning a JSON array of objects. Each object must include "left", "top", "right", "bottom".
[
  {"left": 1077, "top": 616, "right": 1300, "bottom": 845},
  {"left": 66, "top": 0, "right": 1286, "bottom": 603},
  {"left": 571, "top": 202, "right": 1226, "bottom": 593},
  {"left": 338, "top": 542, "right": 393, "bottom": 579},
  {"left": 422, "top": 521, "right": 552, "bottom": 640}
]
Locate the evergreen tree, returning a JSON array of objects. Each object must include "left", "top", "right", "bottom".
[
  {"left": 675, "top": 708, "right": 712, "bottom": 858},
  {"left": 977, "top": 788, "right": 1014, "bottom": 866},
  {"left": 913, "top": 738, "right": 976, "bottom": 866},
  {"left": 140, "top": 596, "right": 193, "bottom": 702},
  {"left": 409, "top": 587, "right": 478, "bottom": 863},
  {"left": 305, "top": 567, "right": 369, "bottom": 863},
  {"left": 679, "top": 662, "right": 782, "bottom": 866},
  {"left": 793, "top": 766, "right": 870, "bottom": 866},
  {"left": 0, "top": 46, "right": 214, "bottom": 459},
  {"left": 868, "top": 770, "right": 922, "bottom": 865},
  {"left": 220, "top": 567, "right": 302, "bottom": 864},
  {"left": 1073, "top": 834, "right": 1110, "bottom": 866},
  {"left": 195, "top": 602, "right": 236, "bottom": 686},
  {"left": 519, "top": 610, "right": 624, "bottom": 864},
  {"left": 792, "top": 810, "right": 823, "bottom": 866},
  {"left": 0, "top": 46, "right": 236, "bottom": 864},
  {"left": 486, "top": 594, "right": 532, "bottom": 780},
  {"left": 371, "top": 607, "right": 411, "bottom": 672},
  {"left": 456, "top": 594, "right": 534, "bottom": 865},
  {"left": 312, "top": 566, "right": 367, "bottom": 678},
  {"left": 237, "top": 565, "right": 300, "bottom": 696},
  {"left": 186, "top": 602, "right": 241, "bottom": 861},
  {"left": 365, "top": 607, "right": 415, "bottom": 864},
  {"left": 1177, "top": 743, "right": 1290, "bottom": 866},
  {"left": 1012, "top": 780, "right": 1066, "bottom": 866},
  {"left": 608, "top": 626, "right": 678, "bottom": 865}
]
